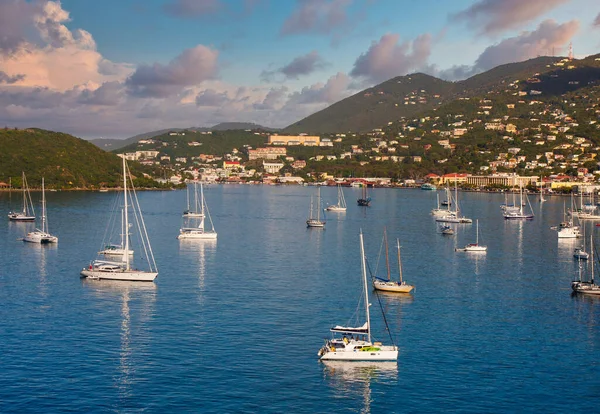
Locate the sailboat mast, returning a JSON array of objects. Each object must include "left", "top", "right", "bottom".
[
  {"left": 384, "top": 228, "right": 390, "bottom": 281},
  {"left": 123, "top": 156, "right": 130, "bottom": 270},
  {"left": 186, "top": 184, "right": 190, "bottom": 211},
  {"left": 359, "top": 231, "right": 371, "bottom": 343},
  {"left": 590, "top": 233, "right": 594, "bottom": 285},
  {"left": 199, "top": 182, "right": 205, "bottom": 231},
  {"left": 476, "top": 219, "right": 479, "bottom": 244},
  {"left": 22, "top": 172, "right": 26, "bottom": 215},
  {"left": 317, "top": 188, "right": 321, "bottom": 221},
  {"left": 41, "top": 177, "right": 46, "bottom": 233},
  {"left": 397, "top": 238, "right": 404, "bottom": 284}
]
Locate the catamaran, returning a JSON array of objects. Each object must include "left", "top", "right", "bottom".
[
  {"left": 318, "top": 231, "right": 398, "bottom": 361},
  {"left": 325, "top": 184, "right": 347, "bottom": 212},
  {"left": 8, "top": 172, "right": 35, "bottom": 221},
  {"left": 372, "top": 230, "right": 414, "bottom": 293},
  {"left": 81, "top": 157, "right": 158, "bottom": 282},
  {"left": 178, "top": 182, "right": 217, "bottom": 239},
  {"left": 23, "top": 178, "right": 58, "bottom": 244}
]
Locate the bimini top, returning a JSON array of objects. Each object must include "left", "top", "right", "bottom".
[{"left": 330, "top": 322, "right": 368, "bottom": 334}]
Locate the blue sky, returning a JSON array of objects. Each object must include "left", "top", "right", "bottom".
[{"left": 0, "top": 0, "right": 599, "bottom": 139}]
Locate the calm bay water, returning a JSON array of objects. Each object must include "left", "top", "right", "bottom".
[{"left": 1, "top": 185, "right": 599, "bottom": 413}]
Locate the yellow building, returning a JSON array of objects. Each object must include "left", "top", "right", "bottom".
[{"left": 268, "top": 135, "right": 320, "bottom": 146}]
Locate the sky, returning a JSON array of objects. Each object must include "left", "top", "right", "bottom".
[{"left": 0, "top": 0, "right": 599, "bottom": 139}]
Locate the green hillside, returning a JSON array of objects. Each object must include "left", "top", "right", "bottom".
[
  {"left": 284, "top": 56, "right": 570, "bottom": 134},
  {"left": 0, "top": 128, "right": 142, "bottom": 189},
  {"left": 116, "top": 129, "right": 268, "bottom": 160}
]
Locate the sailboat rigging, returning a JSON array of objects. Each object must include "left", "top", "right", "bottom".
[
  {"left": 307, "top": 187, "right": 326, "bottom": 228},
  {"left": 183, "top": 182, "right": 204, "bottom": 217},
  {"left": 572, "top": 233, "right": 600, "bottom": 294},
  {"left": 325, "top": 184, "right": 347, "bottom": 212},
  {"left": 23, "top": 177, "right": 58, "bottom": 244},
  {"left": 81, "top": 156, "right": 158, "bottom": 282},
  {"left": 357, "top": 184, "right": 371, "bottom": 207},
  {"left": 318, "top": 230, "right": 399, "bottom": 361},
  {"left": 372, "top": 229, "right": 414, "bottom": 293},
  {"left": 8, "top": 172, "right": 35, "bottom": 221},
  {"left": 178, "top": 182, "right": 217, "bottom": 239},
  {"left": 456, "top": 219, "right": 487, "bottom": 252}
]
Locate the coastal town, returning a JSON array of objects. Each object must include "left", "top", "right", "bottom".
[{"left": 111, "top": 61, "right": 599, "bottom": 192}]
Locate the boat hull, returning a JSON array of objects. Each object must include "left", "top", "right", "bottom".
[
  {"left": 373, "top": 281, "right": 414, "bottom": 293},
  {"left": 306, "top": 219, "right": 325, "bottom": 228},
  {"left": 23, "top": 231, "right": 58, "bottom": 244},
  {"left": 320, "top": 347, "right": 398, "bottom": 361},
  {"left": 177, "top": 230, "right": 218, "bottom": 240},
  {"left": 571, "top": 281, "right": 600, "bottom": 294},
  {"left": 325, "top": 206, "right": 346, "bottom": 212},
  {"left": 80, "top": 269, "right": 157, "bottom": 282},
  {"left": 8, "top": 214, "right": 35, "bottom": 221}
]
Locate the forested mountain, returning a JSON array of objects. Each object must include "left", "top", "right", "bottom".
[{"left": 284, "top": 56, "right": 571, "bottom": 133}]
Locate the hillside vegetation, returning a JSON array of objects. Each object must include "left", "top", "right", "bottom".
[
  {"left": 0, "top": 128, "right": 150, "bottom": 189},
  {"left": 285, "top": 57, "right": 566, "bottom": 134}
]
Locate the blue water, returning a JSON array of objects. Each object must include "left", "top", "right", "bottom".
[{"left": 1, "top": 186, "right": 599, "bottom": 413}]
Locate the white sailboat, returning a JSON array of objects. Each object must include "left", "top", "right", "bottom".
[
  {"left": 318, "top": 231, "right": 399, "bottom": 361},
  {"left": 435, "top": 181, "right": 471, "bottom": 223},
  {"left": 81, "top": 157, "right": 158, "bottom": 282},
  {"left": 432, "top": 185, "right": 455, "bottom": 217},
  {"left": 23, "top": 178, "right": 58, "bottom": 244},
  {"left": 555, "top": 200, "right": 581, "bottom": 239},
  {"left": 503, "top": 184, "right": 534, "bottom": 220},
  {"left": 182, "top": 182, "right": 204, "bottom": 217},
  {"left": 307, "top": 187, "right": 325, "bottom": 228},
  {"left": 572, "top": 234, "right": 600, "bottom": 295},
  {"left": 456, "top": 219, "right": 487, "bottom": 252},
  {"left": 569, "top": 191, "right": 600, "bottom": 220},
  {"left": 373, "top": 230, "right": 414, "bottom": 293},
  {"left": 573, "top": 222, "right": 589, "bottom": 260},
  {"left": 8, "top": 171, "right": 35, "bottom": 221},
  {"left": 178, "top": 182, "right": 217, "bottom": 240},
  {"left": 98, "top": 208, "right": 134, "bottom": 256},
  {"left": 325, "top": 184, "right": 347, "bottom": 212}
]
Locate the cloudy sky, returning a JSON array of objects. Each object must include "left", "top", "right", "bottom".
[{"left": 0, "top": 0, "right": 599, "bottom": 139}]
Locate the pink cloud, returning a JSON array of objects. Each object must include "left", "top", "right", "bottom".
[
  {"left": 453, "top": 0, "right": 569, "bottom": 35},
  {"left": 474, "top": 19, "right": 579, "bottom": 71},
  {"left": 280, "top": 0, "right": 351, "bottom": 36},
  {"left": 126, "top": 45, "right": 219, "bottom": 98},
  {"left": 287, "top": 72, "right": 351, "bottom": 104},
  {"left": 350, "top": 33, "right": 432, "bottom": 84},
  {"left": 594, "top": 12, "right": 600, "bottom": 27}
]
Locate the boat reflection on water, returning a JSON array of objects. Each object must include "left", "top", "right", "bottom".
[
  {"left": 81, "top": 280, "right": 156, "bottom": 404},
  {"left": 26, "top": 242, "right": 57, "bottom": 301},
  {"left": 321, "top": 361, "right": 398, "bottom": 414},
  {"left": 179, "top": 238, "right": 217, "bottom": 294}
]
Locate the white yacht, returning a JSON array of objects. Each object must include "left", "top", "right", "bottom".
[
  {"left": 572, "top": 234, "right": 600, "bottom": 295},
  {"left": 325, "top": 184, "right": 347, "bottom": 212},
  {"left": 455, "top": 219, "right": 486, "bottom": 252},
  {"left": 318, "top": 231, "right": 398, "bottom": 361},
  {"left": 8, "top": 171, "right": 36, "bottom": 221},
  {"left": 81, "top": 157, "right": 158, "bottom": 282},
  {"left": 23, "top": 178, "right": 58, "bottom": 244},
  {"left": 178, "top": 182, "right": 217, "bottom": 240}
]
